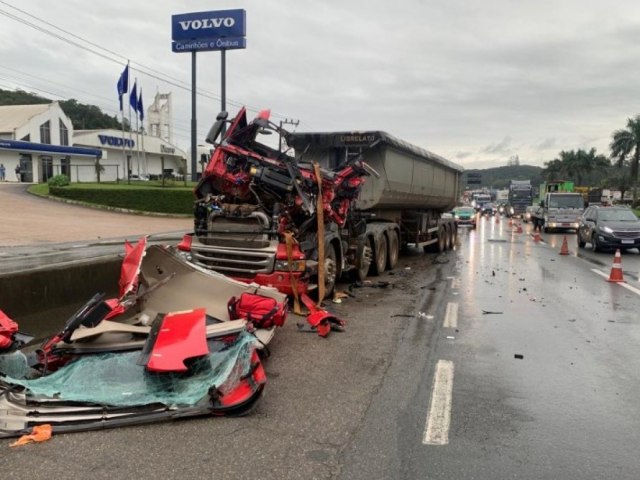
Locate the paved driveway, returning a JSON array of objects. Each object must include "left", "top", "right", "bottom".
[{"left": 0, "top": 183, "right": 193, "bottom": 247}]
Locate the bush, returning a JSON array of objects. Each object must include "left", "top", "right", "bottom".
[
  {"left": 49, "top": 185, "right": 194, "bottom": 214},
  {"left": 47, "top": 175, "right": 70, "bottom": 187}
]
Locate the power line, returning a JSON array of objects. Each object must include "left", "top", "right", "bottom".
[{"left": 0, "top": 1, "right": 297, "bottom": 121}]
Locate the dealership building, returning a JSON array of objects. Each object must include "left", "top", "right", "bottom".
[{"left": 0, "top": 102, "right": 186, "bottom": 183}]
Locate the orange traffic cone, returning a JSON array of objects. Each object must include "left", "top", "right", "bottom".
[
  {"left": 559, "top": 236, "right": 569, "bottom": 255},
  {"left": 516, "top": 223, "right": 523, "bottom": 234},
  {"left": 495, "top": 215, "right": 500, "bottom": 224},
  {"left": 533, "top": 231, "right": 541, "bottom": 243},
  {"left": 607, "top": 249, "right": 624, "bottom": 283}
]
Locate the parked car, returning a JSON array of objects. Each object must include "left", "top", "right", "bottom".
[
  {"left": 577, "top": 206, "right": 640, "bottom": 252},
  {"left": 452, "top": 206, "right": 476, "bottom": 228}
]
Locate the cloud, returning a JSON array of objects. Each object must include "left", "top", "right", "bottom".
[{"left": 482, "top": 137, "right": 513, "bottom": 155}]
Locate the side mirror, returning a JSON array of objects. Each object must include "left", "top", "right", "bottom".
[{"left": 205, "top": 111, "right": 229, "bottom": 145}]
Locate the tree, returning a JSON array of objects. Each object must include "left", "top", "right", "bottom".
[
  {"left": 542, "top": 149, "right": 610, "bottom": 185},
  {"left": 610, "top": 115, "right": 640, "bottom": 205}
]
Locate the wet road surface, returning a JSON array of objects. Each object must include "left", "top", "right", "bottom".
[{"left": 341, "top": 215, "right": 640, "bottom": 479}]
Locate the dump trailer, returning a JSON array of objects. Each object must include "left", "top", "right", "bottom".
[{"left": 179, "top": 109, "right": 463, "bottom": 303}]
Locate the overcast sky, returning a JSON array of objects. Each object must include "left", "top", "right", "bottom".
[{"left": 0, "top": 0, "right": 639, "bottom": 169}]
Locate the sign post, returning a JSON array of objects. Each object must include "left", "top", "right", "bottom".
[{"left": 171, "top": 9, "right": 246, "bottom": 181}]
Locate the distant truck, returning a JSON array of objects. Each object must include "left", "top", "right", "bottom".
[
  {"left": 472, "top": 193, "right": 492, "bottom": 211},
  {"left": 532, "top": 181, "right": 584, "bottom": 232},
  {"left": 507, "top": 180, "right": 533, "bottom": 217}
]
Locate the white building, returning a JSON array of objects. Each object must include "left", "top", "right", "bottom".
[
  {"left": 73, "top": 129, "right": 186, "bottom": 181},
  {"left": 0, "top": 102, "right": 187, "bottom": 183},
  {"left": 0, "top": 102, "right": 101, "bottom": 183}
]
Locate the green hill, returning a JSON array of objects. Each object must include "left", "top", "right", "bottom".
[
  {"left": 0, "top": 88, "right": 128, "bottom": 131},
  {"left": 463, "top": 165, "right": 544, "bottom": 190}
]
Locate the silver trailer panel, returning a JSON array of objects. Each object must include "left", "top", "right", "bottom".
[{"left": 288, "top": 131, "right": 463, "bottom": 212}]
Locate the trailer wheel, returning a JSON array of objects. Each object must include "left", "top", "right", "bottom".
[
  {"left": 386, "top": 231, "right": 399, "bottom": 270},
  {"left": 372, "top": 235, "right": 388, "bottom": 276},
  {"left": 438, "top": 226, "right": 447, "bottom": 253},
  {"left": 450, "top": 224, "right": 458, "bottom": 248}
]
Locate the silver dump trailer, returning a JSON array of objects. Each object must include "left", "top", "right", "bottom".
[{"left": 288, "top": 131, "right": 463, "bottom": 278}]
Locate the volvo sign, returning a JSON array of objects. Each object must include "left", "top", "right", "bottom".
[
  {"left": 172, "top": 9, "right": 246, "bottom": 181},
  {"left": 171, "top": 9, "right": 246, "bottom": 49}
]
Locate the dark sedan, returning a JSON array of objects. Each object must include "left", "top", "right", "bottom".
[
  {"left": 577, "top": 206, "right": 640, "bottom": 252},
  {"left": 452, "top": 206, "right": 477, "bottom": 228}
]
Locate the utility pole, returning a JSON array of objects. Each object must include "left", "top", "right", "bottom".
[{"left": 278, "top": 118, "right": 300, "bottom": 151}]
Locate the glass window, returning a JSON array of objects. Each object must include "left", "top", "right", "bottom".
[
  {"left": 20, "top": 134, "right": 30, "bottom": 142},
  {"left": 59, "top": 119, "right": 69, "bottom": 146},
  {"left": 40, "top": 120, "right": 51, "bottom": 144}
]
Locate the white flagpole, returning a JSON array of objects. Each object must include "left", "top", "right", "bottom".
[
  {"left": 120, "top": 61, "right": 129, "bottom": 182},
  {"left": 128, "top": 84, "right": 134, "bottom": 181},
  {"left": 141, "top": 116, "right": 147, "bottom": 176}
]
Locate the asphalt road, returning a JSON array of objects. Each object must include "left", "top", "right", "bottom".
[
  {"left": 0, "top": 182, "right": 192, "bottom": 247},
  {"left": 3, "top": 195, "right": 640, "bottom": 479}
]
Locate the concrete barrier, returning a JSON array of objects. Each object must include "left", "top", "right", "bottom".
[{"left": 0, "top": 258, "right": 120, "bottom": 319}]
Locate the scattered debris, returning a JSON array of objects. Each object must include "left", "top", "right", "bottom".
[
  {"left": 514, "top": 354, "right": 524, "bottom": 359},
  {"left": 391, "top": 314, "right": 413, "bottom": 318},
  {"left": 482, "top": 310, "right": 503, "bottom": 315}
]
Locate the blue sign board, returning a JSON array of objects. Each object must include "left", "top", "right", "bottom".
[
  {"left": 171, "top": 9, "right": 246, "bottom": 41},
  {"left": 172, "top": 36, "right": 246, "bottom": 53}
]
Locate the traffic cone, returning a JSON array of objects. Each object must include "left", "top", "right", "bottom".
[
  {"left": 533, "top": 231, "right": 541, "bottom": 243},
  {"left": 495, "top": 215, "right": 500, "bottom": 224},
  {"left": 607, "top": 249, "right": 624, "bottom": 282},
  {"left": 508, "top": 218, "right": 513, "bottom": 226},
  {"left": 559, "top": 236, "right": 569, "bottom": 255},
  {"left": 515, "top": 223, "right": 523, "bottom": 234}
]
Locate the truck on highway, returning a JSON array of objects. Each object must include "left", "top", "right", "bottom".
[
  {"left": 507, "top": 180, "right": 533, "bottom": 217},
  {"left": 532, "top": 181, "right": 585, "bottom": 232},
  {"left": 178, "top": 108, "right": 463, "bottom": 303}
]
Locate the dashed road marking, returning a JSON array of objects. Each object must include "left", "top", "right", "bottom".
[
  {"left": 443, "top": 302, "right": 458, "bottom": 329},
  {"left": 423, "top": 359, "right": 454, "bottom": 445},
  {"left": 591, "top": 268, "right": 640, "bottom": 296}
]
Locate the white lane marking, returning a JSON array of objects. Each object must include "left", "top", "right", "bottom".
[
  {"left": 591, "top": 268, "right": 640, "bottom": 296},
  {"left": 423, "top": 360, "right": 454, "bottom": 445},
  {"left": 443, "top": 302, "right": 458, "bottom": 329}
]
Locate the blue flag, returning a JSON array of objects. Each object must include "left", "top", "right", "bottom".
[
  {"left": 129, "top": 82, "right": 137, "bottom": 112},
  {"left": 137, "top": 88, "right": 144, "bottom": 121},
  {"left": 117, "top": 64, "right": 128, "bottom": 111}
]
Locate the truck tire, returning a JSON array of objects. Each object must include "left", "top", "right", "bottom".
[
  {"left": 313, "top": 242, "right": 338, "bottom": 301},
  {"left": 386, "top": 231, "right": 399, "bottom": 270},
  {"left": 323, "top": 243, "right": 338, "bottom": 299},
  {"left": 447, "top": 224, "right": 456, "bottom": 250},
  {"left": 354, "top": 236, "right": 373, "bottom": 281},
  {"left": 372, "top": 234, "right": 387, "bottom": 276},
  {"left": 438, "top": 226, "right": 447, "bottom": 253}
]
